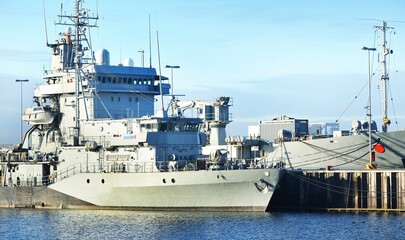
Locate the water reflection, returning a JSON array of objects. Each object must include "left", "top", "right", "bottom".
[{"left": 0, "top": 209, "right": 404, "bottom": 239}]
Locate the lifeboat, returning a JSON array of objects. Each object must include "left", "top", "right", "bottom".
[{"left": 22, "top": 106, "right": 57, "bottom": 125}]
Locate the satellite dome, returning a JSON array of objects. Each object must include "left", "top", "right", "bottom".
[
  {"left": 65, "top": 27, "right": 72, "bottom": 35},
  {"left": 123, "top": 58, "right": 134, "bottom": 67},
  {"left": 95, "top": 49, "right": 110, "bottom": 65},
  {"left": 351, "top": 120, "right": 361, "bottom": 130}
]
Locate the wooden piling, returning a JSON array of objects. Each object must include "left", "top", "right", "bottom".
[{"left": 269, "top": 169, "right": 405, "bottom": 212}]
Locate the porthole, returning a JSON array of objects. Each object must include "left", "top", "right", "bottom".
[
  {"left": 101, "top": 179, "right": 105, "bottom": 184},
  {"left": 163, "top": 179, "right": 166, "bottom": 183},
  {"left": 171, "top": 178, "right": 175, "bottom": 183},
  {"left": 87, "top": 179, "right": 90, "bottom": 184}
]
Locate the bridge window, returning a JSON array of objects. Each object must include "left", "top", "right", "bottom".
[
  {"left": 161, "top": 122, "right": 200, "bottom": 132},
  {"left": 140, "top": 123, "right": 158, "bottom": 132},
  {"left": 159, "top": 122, "right": 168, "bottom": 131}
]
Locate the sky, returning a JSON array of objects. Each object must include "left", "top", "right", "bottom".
[{"left": 0, "top": 0, "right": 404, "bottom": 144}]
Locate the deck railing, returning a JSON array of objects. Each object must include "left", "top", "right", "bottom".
[
  {"left": 53, "top": 158, "right": 280, "bottom": 182},
  {"left": 1, "top": 157, "right": 281, "bottom": 187}
]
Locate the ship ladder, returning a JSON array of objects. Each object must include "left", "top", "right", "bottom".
[{"left": 14, "top": 186, "right": 34, "bottom": 208}]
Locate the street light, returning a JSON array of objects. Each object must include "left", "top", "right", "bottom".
[
  {"left": 361, "top": 47, "right": 376, "bottom": 167},
  {"left": 15, "top": 79, "right": 29, "bottom": 143},
  {"left": 165, "top": 65, "right": 180, "bottom": 95}
]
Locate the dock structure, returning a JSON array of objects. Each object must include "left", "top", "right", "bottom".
[{"left": 269, "top": 170, "right": 405, "bottom": 212}]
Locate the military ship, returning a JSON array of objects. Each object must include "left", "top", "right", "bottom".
[{"left": 0, "top": 0, "right": 283, "bottom": 211}]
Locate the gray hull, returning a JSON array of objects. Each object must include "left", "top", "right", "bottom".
[
  {"left": 276, "top": 131, "right": 405, "bottom": 170},
  {"left": 0, "top": 168, "right": 283, "bottom": 211}
]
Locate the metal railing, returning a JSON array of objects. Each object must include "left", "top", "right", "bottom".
[
  {"left": 54, "top": 158, "right": 281, "bottom": 181},
  {"left": 1, "top": 152, "right": 30, "bottom": 162},
  {"left": 2, "top": 157, "right": 282, "bottom": 187},
  {"left": 2, "top": 175, "right": 51, "bottom": 187}
]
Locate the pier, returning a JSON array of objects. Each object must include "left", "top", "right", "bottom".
[{"left": 269, "top": 169, "right": 405, "bottom": 212}]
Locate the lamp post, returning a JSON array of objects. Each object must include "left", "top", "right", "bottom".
[
  {"left": 362, "top": 47, "right": 376, "bottom": 166},
  {"left": 15, "top": 79, "right": 29, "bottom": 143},
  {"left": 165, "top": 65, "right": 180, "bottom": 95}
]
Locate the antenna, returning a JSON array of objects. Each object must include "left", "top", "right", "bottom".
[
  {"left": 149, "top": 14, "right": 152, "bottom": 68},
  {"left": 96, "top": 0, "right": 99, "bottom": 18},
  {"left": 59, "top": 3, "right": 63, "bottom": 23},
  {"left": 119, "top": 44, "right": 122, "bottom": 64},
  {"left": 374, "top": 21, "right": 395, "bottom": 132},
  {"left": 42, "top": 0, "right": 49, "bottom": 45},
  {"left": 156, "top": 30, "right": 164, "bottom": 112}
]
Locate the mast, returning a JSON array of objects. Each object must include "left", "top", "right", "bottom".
[
  {"left": 149, "top": 14, "right": 152, "bottom": 68},
  {"left": 74, "top": 0, "right": 81, "bottom": 145},
  {"left": 362, "top": 46, "right": 376, "bottom": 169},
  {"left": 374, "top": 21, "right": 394, "bottom": 132},
  {"left": 56, "top": 0, "right": 98, "bottom": 145},
  {"left": 156, "top": 31, "right": 165, "bottom": 114}
]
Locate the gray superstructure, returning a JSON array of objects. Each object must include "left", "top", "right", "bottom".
[{"left": 269, "top": 128, "right": 405, "bottom": 170}]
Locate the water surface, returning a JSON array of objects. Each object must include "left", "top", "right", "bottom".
[{"left": 0, "top": 209, "right": 404, "bottom": 239}]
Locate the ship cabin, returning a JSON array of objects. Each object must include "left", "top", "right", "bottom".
[
  {"left": 80, "top": 116, "right": 206, "bottom": 148},
  {"left": 90, "top": 63, "right": 170, "bottom": 120},
  {"left": 139, "top": 117, "right": 202, "bottom": 133}
]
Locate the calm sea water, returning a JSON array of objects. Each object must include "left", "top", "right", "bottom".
[{"left": 0, "top": 209, "right": 404, "bottom": 239}]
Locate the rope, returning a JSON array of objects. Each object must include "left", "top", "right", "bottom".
[{"left": 283, "top": 140, "right": 371, "bottom": 168}]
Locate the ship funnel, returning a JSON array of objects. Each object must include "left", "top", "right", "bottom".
[{"left": 96, "top": 49, "right": 110, "bottom": 65}]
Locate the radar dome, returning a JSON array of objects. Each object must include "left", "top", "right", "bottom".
[
  {"left": 96, "top": 49, "right": 110, "bottom": 65},
  {"left": 351, "top": 120, "right": 361, "bottom": 130},
  {"left": 65, "top": 27, "right": 72, "bottom": 35},
  {"left": 123, "top": 58, "right": 134, "bottom": 67}
]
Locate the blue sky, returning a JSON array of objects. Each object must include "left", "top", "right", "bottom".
[{"left": 0, "top": 0, "right": 404, "bottom": 144}]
